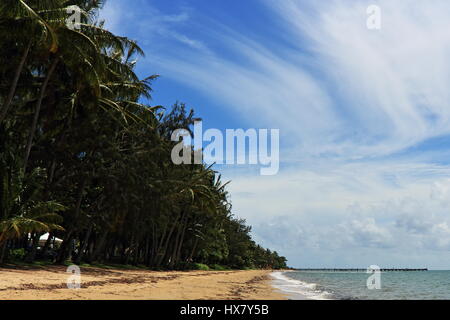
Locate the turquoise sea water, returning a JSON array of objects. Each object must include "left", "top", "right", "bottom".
[{"left": 272, "top": 270, "right": 450, "bottom": 300}]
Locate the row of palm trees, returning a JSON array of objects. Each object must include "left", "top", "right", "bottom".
[{"left": 0, "top": 0, "right": 287, "bottom": 269}]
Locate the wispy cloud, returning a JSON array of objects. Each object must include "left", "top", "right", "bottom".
[
  {"left": 269, "top": 0, "right": 450, "bottom": 158},
  {"left": 100, "top": 1, "right": 205, "bottom": 50},
  {"left": 144, "top": 0, "right": 450, "bottom": 160}
]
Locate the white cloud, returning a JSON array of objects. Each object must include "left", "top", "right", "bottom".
[
  {"left": 223, "top": 161, "right": 450, "bottom": 267},
  {"left": 100, "top": 1, "right": 204, "bottom": 50}
]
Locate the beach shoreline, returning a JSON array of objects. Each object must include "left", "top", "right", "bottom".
[{"left": 0, "top": 266, "right": 288, "bottom": 300}]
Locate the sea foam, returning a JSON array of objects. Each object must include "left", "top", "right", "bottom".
[{"left": 270, "top": 271, "right": 334, "bottom": 300}]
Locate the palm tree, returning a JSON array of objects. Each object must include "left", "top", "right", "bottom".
[
  {"left": 0, "top": 0, "right": 288, "bottom": 270},
  {"left": 21, "top": 0, "right": 154, "bottom": 170},
  {"left": 0, "top": 159, "right": 65, "bottom": 263},
  {"left": 0, "top": 0, "right": 59, "bottom": 125}
]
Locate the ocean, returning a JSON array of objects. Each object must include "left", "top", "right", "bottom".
[{"left": 272, "top": 270, "right": 450, "bottom": 300}]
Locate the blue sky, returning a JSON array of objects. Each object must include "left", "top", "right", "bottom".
[{"left": 101, "top": 0, "right": 450, "bottom": 269}]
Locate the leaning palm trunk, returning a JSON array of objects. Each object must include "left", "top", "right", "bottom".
[
  {"left": 25, "top": 232, "right": 40, "bottom": 263},
  {"left": 74, "top": 224, "right": 93, "bottom": 264},
  {"left": 187, "top": 238, "right": 199, "bottom": 262},
  {"left": 156, "top": 215, "right": 180, "bottom": 267},
  {"left": 90, "top": 231, "right": 108, "bottom": 262},
  {"left": 41, "top": 231, "right": 53, "bottom": 258},
  {"left": 0, "top": 40, "right": 33, "bottom": 125},
  {"left": 56, "top": 177, "right": 86, "bottom": 264},
  {"left": 0, "top": 241, "right": 7, "bottom": 264},
  {"left": 169, "top": 212, "right": 187, "bottom": 268},
  {"left": 23, "top": 58, "right": 59, "bottom": 171},
  {"left": 175, "top": 219, "right": 188, "bottom": 265}
]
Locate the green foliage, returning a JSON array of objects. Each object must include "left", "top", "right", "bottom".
[
  {"left": 191, "top": 263, "right": 210, "bottom": 271},
  {"left": 9, "top": 248, "right": 26, "bottom": 260},
  {"left": 0, "top": 0, "right": 288, "bottom": 270},
  {"left": 210, "top": 264, "right": 230, "bottom": 271}
]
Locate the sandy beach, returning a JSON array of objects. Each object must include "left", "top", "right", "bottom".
[{"left": 0, "top": 266, "right": 287, "bottom": 300}]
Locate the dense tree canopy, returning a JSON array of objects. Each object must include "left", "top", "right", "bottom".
[{"left": 0, "top": 0, "right": 287, "bottom": 270}]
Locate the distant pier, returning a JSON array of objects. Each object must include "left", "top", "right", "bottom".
[{"left": 294, "top": 268, "right": 428, "bottom": 272}]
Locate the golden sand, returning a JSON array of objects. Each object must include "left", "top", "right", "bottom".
[{"left": 0, "top": 266, "right": 287, "bottom": 300}]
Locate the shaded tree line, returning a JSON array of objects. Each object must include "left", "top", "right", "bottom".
[{"left": 0, "top": 0, "right": 287, "bottom": 270}]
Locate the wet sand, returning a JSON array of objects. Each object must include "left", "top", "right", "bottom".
[{"left": 0, "top": 266, "right": 287, "bottom": 300}]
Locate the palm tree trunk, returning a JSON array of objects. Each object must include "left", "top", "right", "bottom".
[
  {"left": 56, "top": 177, "right": 86, "bottom": 264},
  {"left": 187, "top": 238, "right": 199, "bottom": 262},
  {"left": 91, "top": 231, "right": 108, "bottom": 262},
  {"left": 156, "top": 215, "right": 181, "bottom": 267},
  {"left": 23, "top": 57, "right": 59, "bottom": 171},
  {"left": 0, "top": 40, "right": 32, "bottom": 125},
  {"left": 175, "top": 220, "right": 188, "bottom": 265},
  {"left": 147, "top": 222, "right": 157, "bottom": 266},
  {"left": 170, "top": 212, "right": 187, "bottom": 268},
  {"left": 0, "top": 241, "right": 7, "bottom": 264},
  {"left": 25, "top": 233, "right": 40, "bottom": 263},
  {"left": 41, "top": 232, "right": 54, "bottom": 259},
  {"left": 74, "top": 225, "right": 92, "bottom": 264},
  {"left": 152, "top": 222, "right": 167, "bottom": 266},
  {"left": 55, "top": 232, "right": 74, "bottom": 264},
  {"left": 143, "top": 236, "right": 150, "bottom": 265}
]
